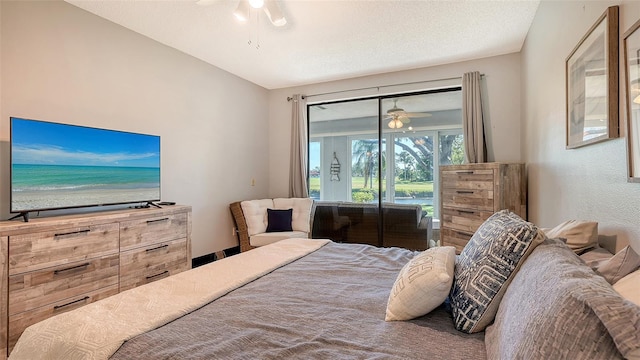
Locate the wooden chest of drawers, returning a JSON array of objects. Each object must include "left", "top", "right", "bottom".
[
  {"left": 0, "top": 205, "right": 192, "bottom": 358},
  {"left": 440, "top": 163, "right": 526, "bottom": 253}
]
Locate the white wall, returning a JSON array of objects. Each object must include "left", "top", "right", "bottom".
[
  {"left": 268, "top": 53, "right": 522, "bottom": 197},
  {"left": 522, "top": 0, "right": 640, "bottom": 252},
  {"left": 0, "top": 0, "right": 271, "bottom": 258}
]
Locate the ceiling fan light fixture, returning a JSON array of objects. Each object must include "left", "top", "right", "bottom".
[
  {"left": 264, "top": 0, "right": 287, "bottom": 26},
  {"left": 249, "top": 0, "right": 264, "bottom": 9},
  {"left": 388, "top": 119, "right": 403, "bottom": 129},
  {"left": 233, "top": 0, "right": 250, "bottom": 21}
]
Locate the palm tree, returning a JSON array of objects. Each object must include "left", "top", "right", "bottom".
[
  {"left": 352, "top": 139, "right": 378, "bottom": 189},
  {"left": 352, "top": 139, "right": 386, "bottom": 189},
  {"left": 396, "top": 151, "right": 415, "bottom": 181}
]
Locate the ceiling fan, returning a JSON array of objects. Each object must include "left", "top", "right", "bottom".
[
  {"left": 197, "top": 0, "right": 287, "bottom": 27},
  {"left": 385, "top": 99, "right": 431, "bottom": 129}
]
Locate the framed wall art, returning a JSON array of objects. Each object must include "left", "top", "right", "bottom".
[
  {"left": 624, "top": 17, "right": 640, "bottom": 181},
  {"left": 566, "top": 6, "right": 619, "bottom": 149}
]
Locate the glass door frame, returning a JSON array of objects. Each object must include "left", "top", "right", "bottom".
[{"left": 307, "top": 87, "right": 462, "bottom": 246}]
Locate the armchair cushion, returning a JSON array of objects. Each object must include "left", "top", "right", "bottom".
[
  {"left": 250, "top": 231, "right": 308, "bottom": 247},
  {"left": 241, "top": 199, "right": 274, "bottom": 236},
  {"left": 273, "top": 198, "right": 313, "bottom": 233}
]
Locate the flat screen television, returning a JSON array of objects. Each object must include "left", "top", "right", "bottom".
[{"left": 10, "top": 117, "right": 161, "bottom": 220}]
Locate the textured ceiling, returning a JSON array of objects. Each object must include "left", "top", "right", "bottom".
[{"left": 65, "top": 0, "right": 540, "bottom": 90}]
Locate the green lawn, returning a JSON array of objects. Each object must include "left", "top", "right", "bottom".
[
  {"left": 309, "top": 177, "right": 434, "bottom": 216},
  {"left": 310, "top": 177, "right": 433, "bottom": 196}
]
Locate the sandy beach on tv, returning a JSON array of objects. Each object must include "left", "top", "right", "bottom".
[{"left": 12, "top": 187, "right": 160, "bottom": 211}]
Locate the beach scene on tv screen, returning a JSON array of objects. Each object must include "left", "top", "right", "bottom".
[{"left": 11, "top": 119, "right": 161, "bottom": 212}]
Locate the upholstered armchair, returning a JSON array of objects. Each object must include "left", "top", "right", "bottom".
[{"left": 230, "top": 198, "right": 315, "bottom": 252}]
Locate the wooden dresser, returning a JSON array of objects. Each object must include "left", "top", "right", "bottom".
[
  {"left": 0, "top": 205, "right": 191, "bottom": 359},
  {"left": 440, "top": 163, "right": 526, "bottom": 253}
]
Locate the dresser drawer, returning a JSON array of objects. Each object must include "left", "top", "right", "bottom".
[
  {"left": 119, "top": 238, "right": 188, "bottom": 291},
  {"left": 8, "top": 284, "right": 118, "bottom": 352},
  {"left": 440, "top": 207, "right": 492, "bottom": 233},
  {"left": 8, "top": 254, "right": 119, "bottom": 316},
  {"left": 8, "top": 223, "right": 119, "bottom": 275},
  {"left": 120, "top": 213, "right": 188, "bottom": 251},
  {"left": 441, "top": 188, "right": 494, "bottom": 211},
  {"left": 441, "top": 169, "right": 494, "bottom": 189},
  {"left": 441, "top": 228, "right": 475, "bottom": 254}
]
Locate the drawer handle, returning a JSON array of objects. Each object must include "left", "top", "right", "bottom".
[
  {"left": 457, "top": 210, "right": 476, "bottom": 214},
  {"left": 456, "top": 171, "right": 474, "bottom": 174},
  {"left": 146, "top": 270, "right": 169, "bottom": 280},
  {"left": 457, "top": 230, "right": 475, "bottom": 237},
  {"left": 147, "top": 218, "right": 169, "bottom": 224},
  {"left": 54, "top": 229, "right": 90, "bottom": 237},
  {"left": 54, "top": 262, "right": 90, "bottom": 275},
  {"left": 456, "top": 190, "right": 474, "bottom": 194},
  {"left": 146, "top": 244, "right": 169, "bottom": 252},
  {"left": 53, "top": 296, "right": 90, "bottom": 311}
]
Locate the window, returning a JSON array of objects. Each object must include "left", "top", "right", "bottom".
[{"left": 309, "top": 140, "right": 321, "bottom": 199}]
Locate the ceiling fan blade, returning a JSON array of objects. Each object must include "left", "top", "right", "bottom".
[
  {"left": 402, "top": 112, "right": 432, "bottom": 118},
  {"left": 264, "top": 0, "right": 287, "bottom": 26}
]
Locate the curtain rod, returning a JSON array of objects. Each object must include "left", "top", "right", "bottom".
[{"left": 286, "top": 74, "right": 484, "bottom": 101}]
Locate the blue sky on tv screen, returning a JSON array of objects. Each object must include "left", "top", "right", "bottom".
[{"left": 11, "top": 118, "right": 160, "bottom": 168}]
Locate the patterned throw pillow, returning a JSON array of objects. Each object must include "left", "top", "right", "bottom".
[
  {"left": 385, "top": 246, "right": 456, "bottom": 321},
  {"left": 449, "top": 209, "right": 546, "bottom": 333}
]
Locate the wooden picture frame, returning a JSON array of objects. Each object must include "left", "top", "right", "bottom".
[
  {"left": 624, "top": 18, "right": 640, "bottom": 181},
  {"left": 566, "top": 6, "right": 619, "bottom": 149}
]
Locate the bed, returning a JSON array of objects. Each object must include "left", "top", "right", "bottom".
[{"left": 9, "top": 238, "right": 484, "bottom": 360}]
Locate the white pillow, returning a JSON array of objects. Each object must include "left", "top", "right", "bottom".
[
  {"left": 385, "top": 246, "right": 456, "bottom": 321},
  {"left": 614, "top": 269, "right": 640, "bottom": 307},
  {"left": 541, "top": 220, "right": 598, "bottom": 254}
]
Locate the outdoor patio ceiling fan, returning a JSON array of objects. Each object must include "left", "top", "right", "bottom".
[{"left": 385, "top": 99, "right": 431, "bottom": 129}]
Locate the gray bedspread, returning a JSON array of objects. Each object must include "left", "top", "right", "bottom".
[{"left": 111, "top": 242, "right": 485, "bottom": 359}]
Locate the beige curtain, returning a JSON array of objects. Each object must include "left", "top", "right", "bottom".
[
  {"left": 289, "top": 94, "right": 309, "bottom": 198},
  {"left": 462, "top": 71, "right": 487, "bottom": 163}
]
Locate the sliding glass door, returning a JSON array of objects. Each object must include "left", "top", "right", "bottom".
[{"left": 308, "top": 89, "right": 463, "bottom": 249}]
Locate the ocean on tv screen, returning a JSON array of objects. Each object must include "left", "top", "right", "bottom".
[{"left": 11, "top": 164, "right": 161, "bottom": 211}]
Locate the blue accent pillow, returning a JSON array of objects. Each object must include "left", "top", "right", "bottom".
[{"left": 266, "top": 208, "right": 293, "bottom": 232}]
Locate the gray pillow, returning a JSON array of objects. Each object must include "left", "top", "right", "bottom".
[
  {"left": 485, "top": 238, "right": 640, "bottom": 359},
  {"left": 449, "top": 209, "right": 546, "bottom": 333}
]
